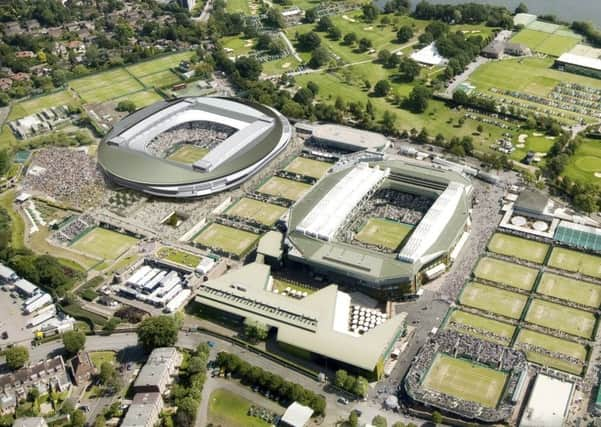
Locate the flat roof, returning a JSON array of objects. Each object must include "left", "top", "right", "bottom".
[
  {"left": 257, "top": 231, "right": 283, "bottom": 258},
  {"left": 121, "top": 392, "right": 162, "bottom": 427},
  {"left": 520, "top": 374, "right": 573, "bottom": 427},
  {"left": 410, "top": 43, "right": 448, "bottom": 66},
  {"left": 557, "top": 53, "right": 601, "bottom": 72},
  {"left": 195, "top": 263, "right": 407, "bottom": 371},
  {"left": 312, "top": 124, "right": 389, "bottom": 151},
  {"left": 133, "top": 347, "right": 178, "bottom": 389},
  {"left": 281, "top": 402, "right": 313, "bottom": 427}
]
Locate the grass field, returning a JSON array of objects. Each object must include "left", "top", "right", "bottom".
[
  {"left": 538, "top": 272, "right": 601, "bottom": 308},
  {"left": 167, "top": 145, "right": 209, "bottom": 164},
  {"left": 548, "top": 247, "right": 601, "bottom": 279},
  {"left": 525, "top": 298, "right": 596, "bottom": 339},
  {"left": 113, "top": 90, "right": 163, "bottom": 109},
  {"left": 510, "top": 132, "right": 556, "bottom": 162},
  {"left": 8, "top": 90, "right": 79, "bottom": 120},
  {"left": 257, "top": 177, "right": 312, "bottom": 201},
  {"left": 208, "top": 389, "right": 273, "bottom": 427},
  {"left": 70, "top": 69, "right": 143, "bottom": 104},
  {"left": 221, "top": 36, "right": 256, "bottom": 56},
  {"left": 262, "top": 56, "right": 302, "bottom": 76},
  {"left": 126, "top": 51, "right": 194, "bottom": 78},
  {"left": 355, "top": 218, "right": 413, "bottom": 250},
  {"left": 194, "top": 223, "right": 259, "bottom": 256},
  {"left": 510, "top": 29, "right": 579, "bottom": 56},
  {"left": 156, "top": 247, "right": 200, "bottom": 268},
  {"left": 563, "top": 138, "right": 601, "bottom": 183},
  {"left": 138, "top": 70, "right": 182, "bottom": 88},
  {"left": 460, "top": 282, "right": 528, "bottom": 319},
  {"left": 445, "top": 310, "right": 516, "bottom": 345},
  {"left": 487, "top": 233, "right": 549, "bottom": 264},
  {"left": 515, "top": 328, "right": 587, "bottom": 375},
  {"left": 285, "top": 157, "right": 331, "bottom": 179},
  {"left": 71, "top": 227, "right": 138, "bottom": 260},
  {"left": 226, "top": 198, "right": 287, "bottom": 226},
  {"left": 422, "top": 353, "right": 507, "bottom": 408},
  {"left": 224, "top": 0, "right": 253, "bottom": 14},
  {"left": 90, "top": 351, "right": 116, "bottom": 368},
  {"left": 473, "top": 257, "right": 538, "bottom": 291}
]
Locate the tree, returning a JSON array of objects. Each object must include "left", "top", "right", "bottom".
[
  {"left": 405, "top": 86, "right": 432, "bottom": 113},
  {"left": 0, "top": 93, "right": 9, "bottom": 107},
  {"left": 99, "top": 362, "right": 119, "bottom": 389},
  {"left": 373, "top": 79, "right": 391, "bottom": 97},
  {"left": 5, "top": 346, "right": 28, "bottom": 370},
  {"left": 63, "top": 331, "right": 86, "bottom": 355},
  {"left": 432, "top": 410, "right": 443, "bottom": 425},
  {"left": 384, "top": 0, "right": 409, "bottom": 14},
  {"left": 174, "top": 396, "right": 198, "bottom": 427},
  {"left": 396, "top": 25, "right": 413, "bottom": 43},
  {"left": 349, "top": 411, "right": 359, "bottom": 427},
  {"left": 334, "top": 369, "right": 348, "bottom": 388},
  {"left": 94, "top": 416, "right": 106, "bottom": 427},
  {"left": 116, "top": 100, "right": 136, "bottom": 113},
  {"left": 137, "top": 316, "right": 178, "bottom": 352},
  {"left": 242, "top": 319, "right": 268, "bottom": 343},
  {"left": 398, "top": 57, "right": 420, "bottom": 82},
  {"left": 328, "top": 26, "right": 342, "bottom": 40},
  {"left": 362, "top": 4, "right": 379, "bottom": 22},
  {"left": 297, "top": 31, "right": 321, "bottom": 51},
  {"left": 515, "top": 2, "right": 529, "bottom": 14},
  {"left": 574, "top": 191, "right": 599, "bottom": 213},
  {"left": 358, "top": 38, "right": 373, "bottom": 52},
  {"left": 372, "top": 415, "right": 388, "bottom": 427},
  {"left": 343, "top": 32, "right": 358, "bottom": 46},
  {"left": 309, "top": 46, "right": 330, "bottom": 68},
  {"left": 0, "top": 150, "right": 10, "bottom": 177},
  {"left": 353, "top": 376, "right": 369, "bottom": 398},
  {"left": 235, "top": 56, "right": 262, "bottom": 80},
  {"left": 382, "top": 110, "right": 397, "bottom": 134},
  {"left": 71, "top": 409, "right": 86, "bottom": 427}
]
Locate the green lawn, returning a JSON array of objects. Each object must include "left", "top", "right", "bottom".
[
  {"left": 423, "top": 353, "right": 507, "bottom": 408},
  {"left": 515, "top": 328, "right": 587, "bottom": 375},
  {"left": 563, "top": 138, "right": 601, "bottom": 183},
  {"left": 224, "top": 0, "right": 253, "bottom": 15},
  {"left": 90, "top": 351, "right": 117, "bottom": 368},
  {"left": 538, "top": 272, "right": 601, "bottom": 308},
  {"left": 284, "top": 156, "right": 331, "bottom": 179},
  {"left": 126, "top": 51, "right": 194, "bottom": 77},
  {"left": 257, "top": 177, "right": 312, "bottom": 201},
  {"left": 208, "top": 389, "right": 275, "bottom": 427},
  {"left": 138, "top": 70, "right": 182, "bottom": 88},
  {"left": 70, "top": 69, "right": 143, "bottom": 104},
  {"left": 8, "top": 90, "right": 79, "bottom": 120},
  {"left": 262, "top": 56, "right": 302, "bottom": 76},
  {"left": 355, "top": 218, "right": 413, "bottom": 250},
  {"left": 510, "top": 29, "right": 579, "bottom": 56},
  {"left": 226, "top": 198, "right": 287, "bottom": 226},
  {"left": 221, "top": 36, "right": 256, "bottom": 56},
  {"left": 157, "top": 247, "right": 201, "bottom": 268},
  {"left": 194, "top": 223, "right": 259, "bottom": 257},
  {"left": 71, "top": 227, "right": 138, "bottom": 260},
  {"left": 0, "top": 126, "right": 17, "bottom": 151},
  {"left": 525, "top": 298, "right": 596, "bottom": 339},
  {"left": 167, "top": 145, "right": 209, "bottom": 164},
  {"left": 548, "top": 247, "right": 601, "bottom": 279},
  {"left": 510, "top": 132, "right": 556, "bottom": 163},
  {"left": 0, "top": 191, "right": 25, "bottom": 249},
  {"left": 459, "top": 282, "right": 528, "bottom": 319},
  {"left": 487, "top": 233, "right": 549, "bottom": 264},
  {"left": 473, "top": 257, "right": 538, "bottom": 291},
  {"left": 445, "top": 310, "right": 516, "bottom": 345},
  {"left": 113, "top": 90, "right": 163, "bottom": 109}
]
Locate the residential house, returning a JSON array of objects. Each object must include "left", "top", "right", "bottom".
[
  {"left": 121, "top": 392, "right": 163, "bottom": 427},
  {"left": 25, "top": 20, "right": 41, "bottom": 32},
  {"left": 2, "top": 22, "right": 22, "bottom": 37},
  {"left": 68, "top": 352, "right": 96, "bottom": 386},
  {"left": 132, "top": 347, "right": 181, "bottom": 395},
  {"left": 0, "top": 79, "right": 12, "bottom": 91},
  {"left": 15, "top": 51, "right": 35, "bottom": 59}
]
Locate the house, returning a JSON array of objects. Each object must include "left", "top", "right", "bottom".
[
  {"left": 11, "top": 73, "right": 31, "bottom": 82},
  {"left": 24, "top": 20, "right": 41, "bottom": 32},
  {"left": 504, "top": 42, "right": 531, "bottom": 57},
  {"left": 481, "top": 41, "right": 504, "bottom": 59},
  {"left": 15, "top": 51, "right": 35, "bottom": 59},
  {"left": 2, "top": 22, "right": 22, "bottom": 37},
  {"left": 68, "top": 352, "right": 96, "bottom": 385},
  {"left": 14, "top": 417, "right": 48, "bottom": 427},
  {"left": 66, "top": 40, "right": 86, "bottom": 54},
  {"left": 47, "top": 27, "right": 64, "bottom": 39},
  {"left": 121, "top": 392, "right": 163, "bottom": 427},
  {"left": 0, "top": 78, "right": 12, "bottom": 91},
  {"left": 132, "top": 347, "right": 181, "bottom": 395}
]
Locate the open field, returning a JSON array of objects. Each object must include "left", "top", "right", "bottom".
[
  {"left": 422, "top": 353, "right": 507, "bottom": 408},
  {"left": 487, "top": 233, "right": 548, "bottom": 264},
  {"left": 525, "top": 298, "right": 596, "bottom": 339},
  {"left": 167, "top": 145, "right": 208, "bottom": 164},
  {"left": 126, "top": 51, "right": 194, "bottom": 77},
  {"left": 445, "top": 310, "right": 516, "bottom": 345},
  {"left": 473, "top": 257, "right": 538, "bottom": 291},
  {"left": 548, "top": 247, "right": 601, "bottom": 279},
  {"left": 90, "top": 351, "right": 116, "bottom": 368},
  {"left": 113, "top": 90, "right": 163, "bottom": 109},
  {"left": 355, "top": 218, "right": 413, "bottom": 250},
  {"left": 226, "top": 198, "right": 287, "bottom": 226},
  {"left": 8, "top": 90, "right": 80, "bottom": 120},
  {"left": 70, "top": 69, "right": 143, "bottom": 104},
  {"left": 156, "top": 247, "right": 200, "bottom": 268},
  {"left": 194, "top": 223, "right": 259, "bottom": 257},
  {"left": 459, "top": 282, "right": 528, "bottom": 319},
  {"left": 563, "top": 138, "right": 601, "bottom": 183},
  {"left": 515, "top": 328, "right": 587, "bottom": 375},
  {"left": 138, "top": 70, "right": 182, "bottom": 88},
  {"left": 257, "top": 177, "right": 312, "bottom": 201},
  {"left": 510, "top": 29, "right": 579, "bottom": 56},
  {"left": 538, "top": 273, "right": 601, "bottom": 308},
  {"left": 285, "top": 157, "right": 331, "bottom": 179},
  {"left": 71, "top": 227, "right": 138, "bottom": 260},
  {"left": 510, "top": 132, "right": 555, "bottom": 163},
  {"left": 224, "top": 0, "right": 253, "bottom": 14},
  {"left": 208, "top": 389, "right": 273, "bottom": 427},
  {"left": 262, "top": 56, "right": 302, "bottom": 76},
  {"left": 221, "top": 36, "right": 256, "bottom": 57}
]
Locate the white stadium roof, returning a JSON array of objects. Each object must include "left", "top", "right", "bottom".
[
  {"left": 295, "top": 164, "right": 389, "bottom": 241},
  {"left": 410, "top": 43, "right": 448, "bottom": 66},
  {"left": 557, "top": 53, "right": 601, "bottom": 72},
  {"left": 398, "top": 181, "right": 465, "bottom": 264}
]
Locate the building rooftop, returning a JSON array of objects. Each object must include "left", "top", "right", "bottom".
[
  {"left": 312, "top": 124, "right": 389, "bottom": 151},
  {"left": 133, "top": 347, "right": 179, "bottom": 390},
  {"left": 121, "top": 392, "right": 162, "bottom": 427},
  {"left": 257, "top": 230, "right": 284, "bottom": 259},
  {"left": 410, "top": 42, "right": 448, "bottom": 66},
  {"left": 195, "top": 263, "right": 407, "bottom": 371},
  {"left": 557, "top": 52, "right": 601, "bottom": 72},
  {"left": 514, "top": 189, "right": 552, "bottom": 215},
  {"left": 14, "top": 417, "right": 48, "bottom": 427},
  {"left": 280, "top": 401, "right": 314, "bottom": 427},
  {"left": 520, "top": 374, "right": 573, "bottom": 427}
]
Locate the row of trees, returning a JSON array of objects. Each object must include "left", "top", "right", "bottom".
[
  {"left": 215, "top": 352, "right": 326, "bottom": 416},
  {"left": 412, "top": 0, "right": 513, "bottom": 28},
  {"left": 334, "top": 369, "right": 369, "bottom": 398}
]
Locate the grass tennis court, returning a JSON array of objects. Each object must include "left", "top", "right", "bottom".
[
  {"left": 422, "top": 353, "right": 507, "bottom": 408},
  {"left": 510, "top": 29, "right": 579, "bottom": 56},
  {"left": 525, "top": 298, "right": 596, "bottom": 339},
  {"left": 113, "top": 90, "right": 163, "bottom": 109},
  {"left": 226, "top": 198, "right": 287, "bottom": 226},
  {"left": 284, "top": 157, "right": 331, "bottom": 179},
  {"left": 257, "top": 177, "right": 312, "bottom": 201},
  {"left": 70, "top": 69, "right": 143, "bottom": 104},
  {"left": 71, "top": 227, "right": 138, "bottom": 260},
  {"left": 355, "top": 218, "right": 413, "bottom": 250},
  {"left": 538, "top": 273, "right": 601, "bottom": 308},
  {"left": 139, "top": 70, "right": 182, "bottom": 88},
  {"left": 446, "top": 310, "right": 515, "bottom": 345},
  {"left": 473, "top": 257, "right": 538, "bottom": 291},
  {"left": 167, "top": 145, "right": 208, "bottom": 164},
  {"left": 194, "top": 223, "right": 259, "bottom": 257},
  {"left": 8, "top": 90, "right": 79, "bottom": 120},
  {"left": 126, "top": 51, "right": 194, "bottom": 78},
  {"left": 460, "top": 282, "right": 528, "bottom": 319},
  {"left": 515, "top": 328, "right": 586, "bottom": 375},
  {"left": 488, "top": 233, "right": 549, "bottom": 264},
  {"left": 548, "top": 247, "right": 601, "bottom": 279}
]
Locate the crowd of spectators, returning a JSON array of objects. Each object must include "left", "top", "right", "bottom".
[
  {"left": 23, "top": 148, "right": 104, "bottom": 209},
  {"left": 145, "top": 121, "right": 235, "bottom": 158},
  {"left": 54, "top": 214, "right": 95, "bottom": 243}
]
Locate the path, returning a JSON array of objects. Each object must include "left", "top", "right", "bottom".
[{"left": 280, "top": 31, "right": 302, "bottom": 63}]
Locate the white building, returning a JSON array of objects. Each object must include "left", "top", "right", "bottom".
[{"left": 520, "top": 374, "right": 574, "bottom": 427}]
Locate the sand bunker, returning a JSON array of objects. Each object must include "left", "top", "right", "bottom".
[
  {"left": 533, "top": 132, "right": 543, "bottom": 136},
  {"left": 282, "top": 62, "right": 291, "bottom": 69},
  {"left": 516, "top": 143, "right": 525, "bottom": 148},
  {"left": 594, "top": 172, "right": 601, "bottom": 178},
  {"left": 342, "top": 15, "right": 356, "bottom": 22},
  {"left": 244, "top": 40, "right": 253, "bottom": 47},
  {"left": 545, "top": 136, "right": 556, "bottom": 140},
  {"left": 364, "top": 26, "right": 373, "bottom": 30},
  {"left": 518, "top": 134, "right": 528, "bottom": 143}
]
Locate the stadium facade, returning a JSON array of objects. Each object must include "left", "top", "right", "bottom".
[
  {"left": 286, "top": 160, "right": 473, "bottom": 300},
  {"left": 97, "top": 97, "right": 292, "bottom": 198}
]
